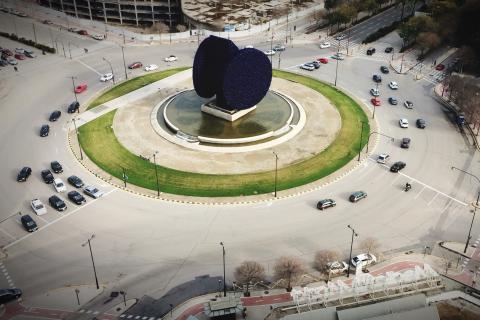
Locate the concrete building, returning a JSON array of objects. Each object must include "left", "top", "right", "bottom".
[{"left": 37, "top": 0, "right": 182, "bottom": 27}]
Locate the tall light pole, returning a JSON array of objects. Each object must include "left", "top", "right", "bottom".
[
  {"left": 451, "top": 167, "right": 480, "bottom": 206},
  {"left": 152, "top": 151, "right": 160, "bottom": 197},
  {"left": 347, "top": 225, "right": 358, "bottom": 278},
  {"left": 334, "top": 39, "right": 340, "bottom": 86},
  {"left": 219, "top": 242, "right": 226, "bottom": 297},
  {"left": 70, "top": 76, "right": 78, "bottom": 103},
  {"left": 81, "top": 234, "right": 99, "bottom": 290},
  {"left": 357, "top": 121, "right": 366, "bottom": 161},
  {"left": 103, "top": 57, "right": 115, "bottom": 84},
  {"left": 273, "top": 151, "right": 279, "bottom": 197},
  {"left": 121, "top": 46, "right": 128, "bottom": 80},
  {"left": 72, "top": 118, "right": 83, "bottom": 160}
]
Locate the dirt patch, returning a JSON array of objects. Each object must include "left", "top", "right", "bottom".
[{"left": 437, "top": 299, "right": 480, "bottom": 320}]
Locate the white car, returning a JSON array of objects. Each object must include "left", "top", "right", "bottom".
[
  {"left": 389, "top": 81, "right": 399, "bottom": 89},
  {"left": 399, "top": 118, "right": 409, "bottom": 128},
  {"left": 327, "top": 261, "right": 348, "bottom": 275},
  {"left": 91, "top": 34, "right": 104, "bottom": 40},
  {"left": 335, "top": 34, "right": 347, "bottom": 41},
  {"left": 331, "top": 53, "right": 345, "bottom": 60},
  {"left": 377, "top": 153, "right": 390, "bottom": 164},
  {"left": 31, "top": 199, "right": 47, "bottom": 215},
  {"left": 320, "top": 42, "right": 331, "bottom": 49},
  {"left": 300, "top": 63, "right": 315, "bottom": 71},
  {"left": 370, "top": 88, "right": 380, "bottom": 97},
  {"left": 15, "top": 48, "right": 25, "bottom": 54},
  {"left": 263, "top": 50, "right": 276, "bottom": 56},
  {"left": 84, "top": 185, "right": 104, "bottom": 199},
  {"left": 273, "top": 44, "right": 286, "bottom": 52},
  {"left": 164, "top": 55, "right": 177, "bottom": 62},
  {"left": 351, "top": 253, "right": 377, "bottom": 267},
  {"left": 100, "top": 73, "right": 113, "bottom": 82},
  {"left": 245, "top": 45, "right": 254, "bottom": 49},
  {"left": 144, "top": 64, "right": 158, "bottom": 71},
  {"left": 54, "top": 178, "right": 67, "bottom": 192}
]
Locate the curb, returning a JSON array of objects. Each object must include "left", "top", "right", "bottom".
[{"left": 438, "top": 241, "right": 471, "bottom": 259}]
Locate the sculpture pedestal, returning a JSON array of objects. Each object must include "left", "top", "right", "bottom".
[{"left": 201, "top": 100, "right": 256, "bottom": 122}]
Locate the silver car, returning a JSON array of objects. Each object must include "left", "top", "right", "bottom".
[{"left": 84, "top": 186, "right": 104, "bottom": 199}]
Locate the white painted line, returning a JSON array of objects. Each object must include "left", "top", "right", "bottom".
[
  {"left": 76, "top": 59, "right": 103, "bottom": 76},
  {"left": 414, "top": 186, "right": 426, "bottom": 199},
  {"left": 4, "top": 189, "right": 117, "bottom": 249},
  {"left": 0, "top": 228, "right": 17, "bottom": 240},
  {"left": 441, "top": 199, "right": 453, "bottom": 213},
  {"left": 427, "top": 193, "right": 439, "bottom": 206}
]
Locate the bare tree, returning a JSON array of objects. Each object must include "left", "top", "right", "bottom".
[
  {"left": 359, "top": 237, "right": 380, "bottom": 255},
  {"left": 176, "top": 24, "right": 187, "bottom": 32},
  {"left": 416, "top": 32, "right": 441, "bottom": 56},
  {"left": 273, "top": 256, "right": 306, "bottom": 292},
  {"left": 234, "top": 261, "right": 266, "bottom": 296},
  {"left": 313, "top": 250, "right": 340, "bottom": 274}
]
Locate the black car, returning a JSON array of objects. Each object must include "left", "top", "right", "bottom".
[
  {"left": 385, "top": 47, "right": 393, "bottom": 53},
  {"left": 40, "top": 124, "right": 50, "bottom": 137},
  {"left": 21, "top": 214, "right": 38, "bottom": 232},
  {"left": 317, "top": 199, "right": 336, "bottom": 210},
  {"left": 68, "top": 101, "right": 80, "bottom": 113},
  {"left": 388, "top": 97, "right": 398, "bottom": 105},
  {"left": 401, "top": 137, "right": 411, "bottom": 149},
  {"left": 390, "top": 161, "right": 406, "bottom": 172},
  {"left": 311, "top": 61, "right": 321, "bottom": 69},
  {"left": 380, "top": 66, "right": 389, "bottom": 74},
  {"left": 0, "top": 288, "right": 22, "bottom": 304},
  {"left": 49, "top": 195, "right": 67, "bottom": 211},
  {"left": 51, "top": 161, "right": 63, "bottom": 173},
  {"left": 41, "top": 169, "right": 54, "bottom": 184},
  {"left": 372, "top": 74, "right": 382, "bottom": 83},
  {"left": 0, "top": 59, "right": 7, "bottom": 67},
  {"left": 68, "top": 175, "right": 84, "bottom": 188},
  {"left": 416, "top": 119, "right": 426, "bottom": 128},
  {"left": 17, "top": 166, "right": 32, "bottom": 182},
  {"left": 49, "top": 110, "right": 61, "bottom": 121},
  {"left": 366, "top": 47, "right": 376, "bottom": 55},
  {"left": 68, "top": 191, "right": 86, "bottom": 205}
]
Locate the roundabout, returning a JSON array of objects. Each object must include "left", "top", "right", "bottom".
[{"left": 77, "top": 69, "right": 371, "bottom": 198}]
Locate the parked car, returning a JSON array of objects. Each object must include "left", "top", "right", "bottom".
[
  {"left": 351, "top": 253, "right": 377, "bottom": 267},
  {"left": 380, "top": 66, "right": 389, "bottom": 74},
  {"left": 371, "top": 97, "right": 381, "bottom": 106},
  {"left": 300, "top": 63, "right": 315, "bottom": 71},
  {"left": 31, "top": 199, "right": 47, "bottom": 215},
  {"left": 74, "top": 83, "right": 87, "bottom": 93},
  {"left": 388, "top": 97, "right": 398, "bottom": 105},
  {"left": 263, "top": 50, "right": 276, "bottom": 56},
  {"left": 273, "top": 44, "right": 286, "bottom": 51},
  {"left": 51, "top": 161, "right": 63, "bottom": 173},
  {"left": 41, "top": 169, "right": 54, "bottom": 184},
  {"left": 49, "top": 195, "right": 67, "bottom": 211},
  {"left": 24, "top": 50, "right": 36, "bottom": 58},
  {"left": 91, "top": 34, "right": 104, "bottom": 40},
  {"left": 100, "top": 73, "right": 113, "bottom": 82},
  {"left": 128, "top": 62, "right": 143, "bottom": 69},
  {"left": 21, "top": 214, "right": 38, "bottom": 232},
  {"left": 377, "top": 153, "right": 390, "bottom": 164},
  {"left": 67, "top": 101, "right": 80, "bottom": 113},
  {"left": 331, "top": 53, "right": 345, "bottom": 60},
  {"left": 320, "top": 42, "right": 331, "bottom": 49},
  {"left": 14, "top": 53, "right": 25, "bottom": 60},
  {"left": 404, "top": 101, "right": 414, "bottom": 109},
  {"left": 372, "top": 74, "right": 382, "bottom": 83},
  {"left": 1, "top": 49, "right": 13, "bottom": 56},
  {"left": 317, "top": 57, "right": 329, "bottom": 64},
  {"left": 40, "top": 124, "right": 50, "bottom": 137},
  {"left": 327, "top": 261, "right": 348, "bottom": 275},
  {"left": 77, "top": 30, "right": 88, "bottom": 35},
  {"left": 84, "top": 185, "right": 104, "bottom": 198},
  {"left": 349, "top": 191, "right": 367, "bottom": 203},
  {"left": 144, "top": 64, "right": 158, "bottom": 71},
  {"left": 401, "top": 137, "right": 411, "bottom": 148},
  {"left": 68, "top": 175, "right": 84, "bottom": 188},
  {"left": 311, "top": 61, "right": 321, "bottom": 69},
  {"left": 335, "top": 34, "right": 346, "bottom": 40},
  {"left": 0, "top": 288, "right": 22, "bottom": 304},
  {"left": 42, "top": 19, "right": 52, "bottom": 24},
  {"left": 366, "top": 47, "right": 376, "bottom": 55},
  {"left": 370, "top": 88, "right": 380, "bottom": 97},
  {"left": 399, "top": 118, "right": 409, "bottom": 128},
  {"left": 49, "top": 110, "right": 61, "bottom": 121},
  {"left": 388, "top": 81, "right": 399, "bottom": 89},
  {"left": 6, "top": 57, "right": 17, "bottom": 65},
  {"left": 17, "top": 167, "right": 32, "bottom": 182},
  {"left": 385, "top": 47, "right": 393, "bottom": 53},
  {"left": 0, "top": 59, "right": 8, "bottom": 67},
  {"left": 53, "top": 178, "right": 67, "bottom": 192},
  {"left": 14, "top": 48, "right": 25, "bottom": 54},
  {"left": 244, "top": 45, "right": 254, "bottom": 49},
  {"left": 68, "top": 190, "right": 87, "bottom": 205},
  {"left": 164, "top": 55, "right": 178, "bottom": 62},
  {"left": 435, "top": 64, "right": 445, "bottom": 71},
  {"left": 317, "top": 199, "right": 336, "bottom": 210},
  {"left": 390, "top": 161, "right": 406, "bottom": 173},
  {"left": 416, "top": 118, "right": 426, "bottom": 129}
]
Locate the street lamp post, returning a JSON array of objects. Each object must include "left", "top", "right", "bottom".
[
  {"left": 120, "top": 290, "right": 127, "bottom": 307},
  {"left": 365, "top": 132, "right": 394, "bottom": 154},
  {"left": 152, "top": 152, "right": 160, "bottom": 197},
  {"left": 451, "top": 167, "right": 480, "bottom": 206},
  {"left": 334, "top": 39, "right": 340, "bottom": 86},
  {"left": 67, "top": 42, "right": 72, "bottom": 59},
  {"left": 71, "top": 76, "right": 78, "bottom": 103},
  {"left": 273, "top": 152, "right": 279, "bottom": 197},
  {"left": 121, "top": 46, "right": 128, "bottom": 80},
  {"left": 357, "top": 121, "right": 366, "bottom": 161},
  {"left": 72, "top": 118, "right": 83, "bottom": 160},
  {"left": 81, "top": 234, "right": 100, "bottom": 290},
  {"left": 121, "top": 167, "right": 127, "bottom": 188},
  {"left": 219, "top": 242, "right": 226, "bottom": 297},
  {"left": 103, "top": 57, "right": 115, "bottom": 84},
  {"left": 347, "top": 225, "right": 358, "bottom": 278}
]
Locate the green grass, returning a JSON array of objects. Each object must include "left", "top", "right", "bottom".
[
  {"left": 87, "top": 67, "right": 190, "bottom": 110},
  {"left": 79, "top": 70, "right": 370, "bottom": 197}
]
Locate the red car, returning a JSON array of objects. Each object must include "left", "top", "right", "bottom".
[
  {"left": 128, "top": 62, "right": 143, "bottom": 69},
  {"left": 435, "top": 64, "right": 445, "bottom": 71},
  {"left": 77, "top": 30, "right": 88, "bottom": 35},
  {"left": 317, "top": 57, "right": 329, "bottom": 64},
  {"left": 74, "top": 83, "right": 87, "bottom": 93},
  {"left": 371, "top": 97, "right": 381, "bottom": 106},
  {"left": 2, "top": 49, "right": 13, "bottom": 56},
  {"left": 14, "top": 53, "right": 26, "bottom": 60}
]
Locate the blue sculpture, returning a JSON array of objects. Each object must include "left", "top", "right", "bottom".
[{"left": 193, "top": 36, "right": 272, "bottom": 111}]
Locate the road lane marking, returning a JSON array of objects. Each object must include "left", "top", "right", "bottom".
[
  {"left": 414, "top": 185, "right": 426, "bottom": 199},
  {"left": 441, "top": 199, "right": 453, "bottom": 213},
  {"left": 0, "top": 228, "right": 16, "bottom": 240},
  {"left": 76, "top": 59, "right": 103, "bottom": 76},
  {"left": 427, "top": 193, "right": 439, "bottom": 206},
  {"left": 4, "top": 188, "right": 117, "bottom": 249}
]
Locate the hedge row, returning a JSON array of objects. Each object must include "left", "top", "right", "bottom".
[
  {"left": 0, "top": 31, "right": 56, "bottom": 53},
  {"left": 362, "top": 20, "right": 401, "bottom": 44}
]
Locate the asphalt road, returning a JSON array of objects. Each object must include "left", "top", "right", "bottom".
[{"left": 0, "top": 3, "right": 479, "bottom": 312}]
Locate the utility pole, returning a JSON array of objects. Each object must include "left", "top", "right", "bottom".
[
  {"left": 71, "top": 76, "right": 78, "bottom": 103},
  {"left": 81, "top": 235, "right": 100, "bottom": 290},
  {"left": 220, "top": 242, "right": 226, "bottom": 297},
  {"left": 334, "top": 39, "right": 340, "bottom": 86},
  {"left": 273, "top": 152, "right": 279, "bottom": 197},
  {"left": 347, "top": 225, "right": 358, "bottom": 278},
  {"left": 121, "top": 167, "right": 127, "bottom": 188},
  {"left": 121, "top": 46, "right": 128, "bottom": 80},
  {"left": 103, "top": 57, "right": 115, "bottom": 84},
  {"left": 32, "top": 23, "right": 37, "bottom": 43},
  {"left": 153, "top": 152, "right": 160, "bottom": 197}
]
